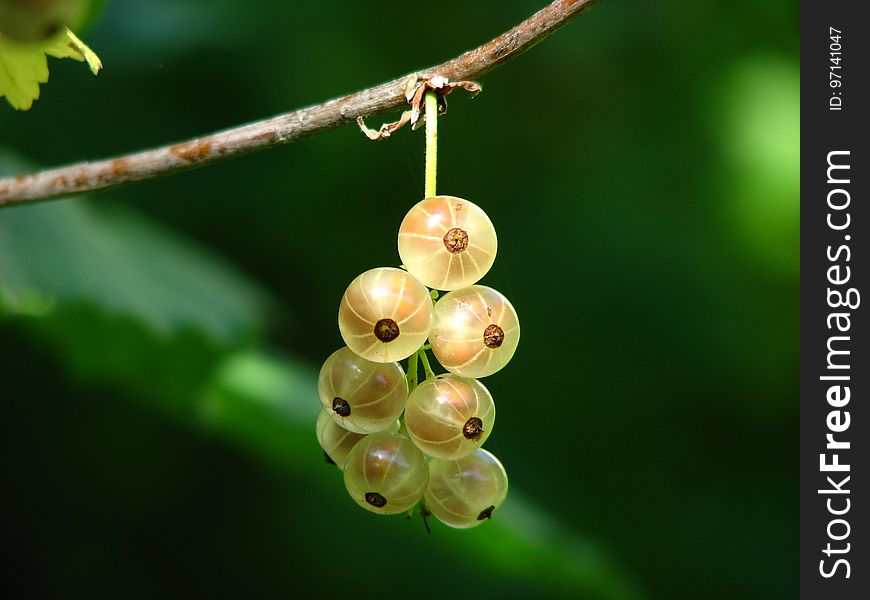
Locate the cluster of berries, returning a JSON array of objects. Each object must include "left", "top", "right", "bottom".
[{"left": 316, "top": 195, "right": 518, "bottom": 528}]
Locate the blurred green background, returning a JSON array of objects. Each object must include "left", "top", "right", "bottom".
[{"left": 0, "top": 1, "right": 798, "bottom": 598}]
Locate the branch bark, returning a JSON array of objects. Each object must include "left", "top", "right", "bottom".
[{"left": 0, "top": 0, "right": 601, "bottom": 208}]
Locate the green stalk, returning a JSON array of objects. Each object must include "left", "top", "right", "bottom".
[
  {"left": 418, "top": 348, "right": 436, "bottom": 380},
  {"left": 424, "top": 90, "right": 438, "bottom": 198},
  {"left": 406, "top": 349, "right": 419, "bottom": 393},
  {"left": 419, "top": 91, "right": 439, "bottom": 384}
]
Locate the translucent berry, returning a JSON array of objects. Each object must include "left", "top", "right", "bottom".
[
  {"left": 318, "top": 347, "right": 408, "bottom": 434},
  {"left": 316, "top": 410, "right": 399, "bottom": 470},
  {"left": 343, "top": 431, "right": 429, "bottom": 515},
  {"left": 397, "top": 196, "right": 497, "bottom": 291},
  {"left": 404, "top": 374, "right": 495, "bottom": 459},
  {"left": 339, "top": 267, "right": 435, "bottom": 363},
  {"left": 429, "top": 285, "right": 520, "bottom": 378},
  {"left": 425, "top": 449, "right": 509, "bottom": 528}
]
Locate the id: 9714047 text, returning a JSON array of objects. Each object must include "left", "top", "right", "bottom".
[{"left": 829, "top": 27, "right": 844, "bottom": 111}]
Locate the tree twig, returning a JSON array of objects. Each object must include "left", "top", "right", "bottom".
[{"left": 0, "top": 0, "right": 601, "bottom": 208}]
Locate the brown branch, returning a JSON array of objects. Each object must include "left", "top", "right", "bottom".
[{"left": 0, "top": 0, "right": 601, "bottom": 207}]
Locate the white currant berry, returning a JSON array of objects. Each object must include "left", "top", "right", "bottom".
[
  {"left": 316, "top": 410, "right": 399, "bottom": 470},
  {"left": 404, "top": 374, "right": 495, "bottom": 460},
  {"left": 429, "top": 285, "right": 520, "bottom": 378},
  {"left": 318, "top": 347, "right": 408, "bottom": 434},
  {"left": 397, "top": 195, "right": 497, "bottom": 291},
  {"left": 343, "top": 431, "right": 429, "bottom": 515},
  {"left": 425, "top": 449, "right": 508, "bottom": 528},
  {"left": 339, "top": 267, "right": 434, "bottom": 363}
]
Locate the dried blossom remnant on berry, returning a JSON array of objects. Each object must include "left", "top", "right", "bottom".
[
  {"left": 365, "top": 492, "right": 387, "bottom": 508},
  {"left": 332, "top": 397, "right": 351, "bottom": 417},
  {"left": 374, "top": 318, "right": 400, "bottom": 342},
  {"left": 477, "top": 505, "right": 495, "bottom": 521},
  {"left": 443, "top": 227, "right": 469, "bottom": 254},
  {"left": 463, "top": 417, "right": 484, "bottom": 440},
  {"left": 483, "top": 324, "right": 505, "bottom": 348}
]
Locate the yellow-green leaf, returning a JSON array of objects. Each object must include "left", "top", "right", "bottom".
[
  {"left": 0, "top": 27, "right": 101, "bottom": 110},
  {"left": 46, "top": 28, "right": 101, "bottom": 74},
  {"left": 0, "top": 37, "right": 49, "bottom": 110}
]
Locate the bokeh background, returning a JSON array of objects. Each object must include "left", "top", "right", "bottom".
[{"left": 0, "top": 1, "right": 798, "bottom": 598}]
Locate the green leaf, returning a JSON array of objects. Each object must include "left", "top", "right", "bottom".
[
  {"left": 46, "top": 28, "right": 102, "bottom": 74},
  {"left": 0, "top": 155, "right": 268, "bottom": 343},
  {"left": 0, "top": 35, "right": 49, "bottom": 109},
  {"left": 0, "top": 27, "right": 101, "bottom": 110}
]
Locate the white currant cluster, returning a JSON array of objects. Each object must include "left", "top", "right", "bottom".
[{"left": 316, "top": 195, "right": 518, "bottom": 529}]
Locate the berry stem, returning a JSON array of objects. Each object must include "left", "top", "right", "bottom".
[
  {"left": 418, "top": 348, "right": 436, "bottom": 380},
  {"left": 424, "top": 90, "right": 438, "bottom": 198},
  {"left": 406, "top": 349, "right": 419, "bottom": 392},
  {"left": 419, "top": 501, "right": 433, "bottom": 534}
]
